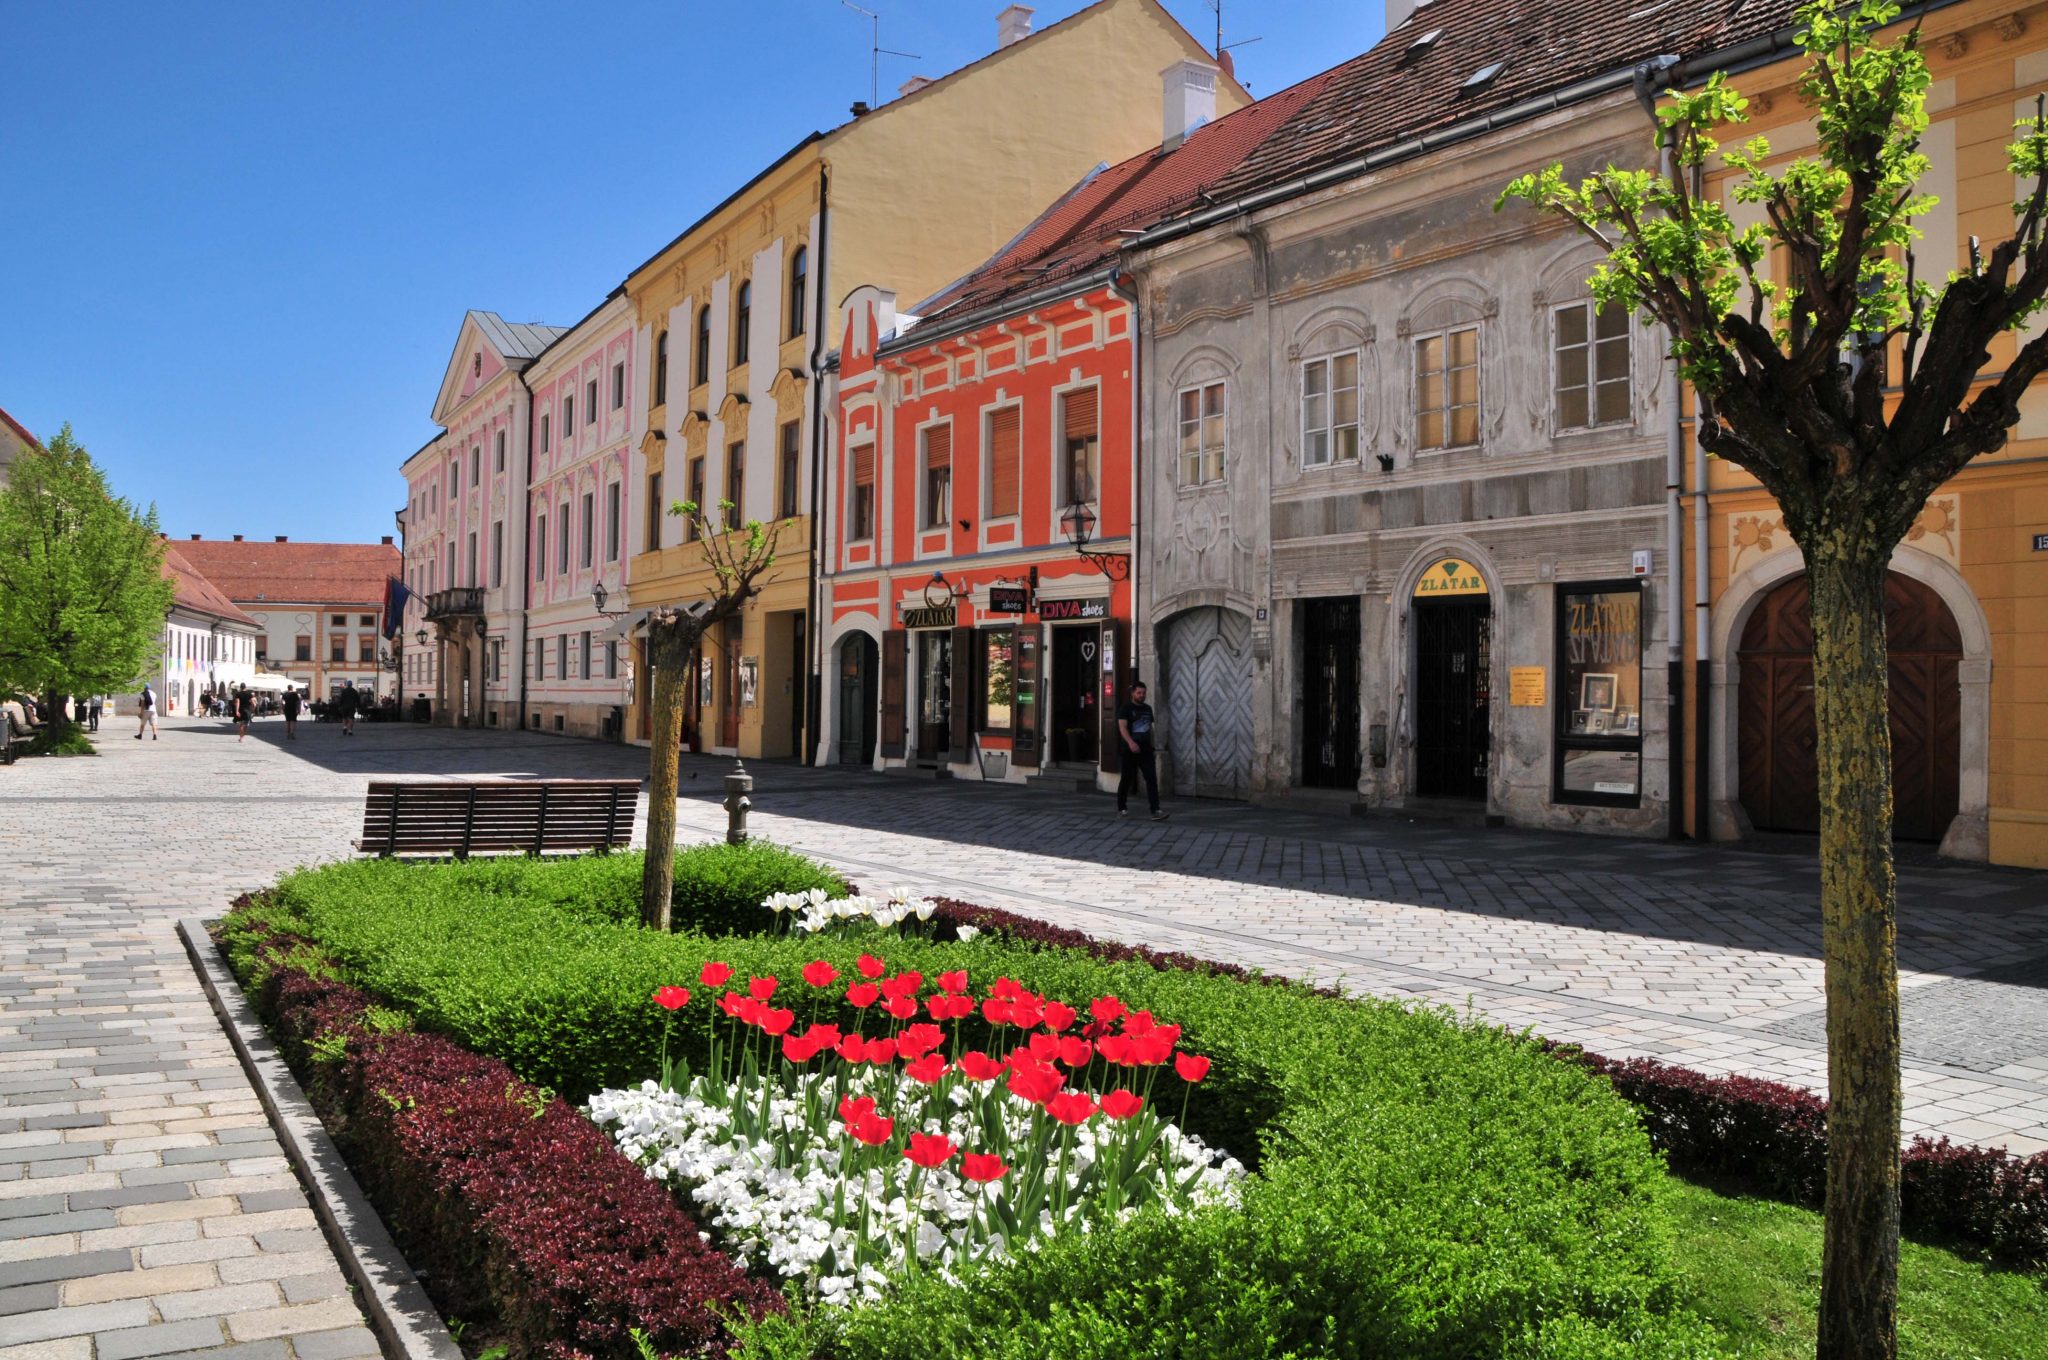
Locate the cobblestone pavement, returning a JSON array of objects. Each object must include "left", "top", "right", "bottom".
[{"left": 1, "top": 712, "right": 2044, "bottom": 1360}]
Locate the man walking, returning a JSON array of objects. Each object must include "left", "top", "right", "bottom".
[
  {"left": 87, "top": 695, "right": 101, "bottom": 732},
  {"left": 1115, "top": 680, "right": 1166, "bottom": 821},
  {"left": 135, "top": 683, "right": 157, "bottom": 740},
  {"left": 282, "top": 686, "right": 302, "bottom": 740},
  {"left": 232, "top": 684, "right": 254, "bottom": 743},
  {"left": 335, "top": 681, "right": 359, "bottom": 737}
]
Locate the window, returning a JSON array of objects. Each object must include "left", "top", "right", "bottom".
[
  {"left": 557, "top": 501, "right": 571, "bottom": 574},
  {"left": 1059, "top": 388, "right": 1100, "bottom": 505},
  {"left": 586, "top": 378, "right": 598, "bottom": 424},
  {"left": 359, "top": 635, "right": 375, "bottom": 663},
  {"left": 331, "top": 614, "right": 346, "bottom": 627},
  {"left": 563, "top": 394, "right": 575, "bottom": 437},
  {"left": 654, "top": 332, "right": 669, "bottom": 406},
  {"left": 466, "top": 531, "right": 478, "bottom": 586},
  {"left": 695, "top": 304, "right": 711, "bottom": 385},
  {"left": 605, "top": 482, "right": 621, "bottom": 562},
  {"left": 1180, "top": 381, "right": 1228, "bottom": 482},
  {"left": 606, "top": 639, "right": 618, "bottom": 680},
  {"left": 473, "top": 352, "right": 482, "bottom": 377},
  {"left": 1416, "top": 326, "right": 1480, "bottom": 450},
  {"left": 612, "top": 362, "right": 625, "bottom": 410},
  {"left": 1555, "top": 300, "right": 1631, "bottom": 430},
  {"left": 788, "top": 246, "right": 808, "bottom": 338},
  {"left": 535, "top": 514, "right": 548, "bottom": 580},
  {"left": 359, "top": 614, "right": 375, "bottom": 627},
  {"left": 687, "top": 456, "right": 705, "bottom": 540},
  {"left": 986, "top": 405, "right": 1021, "bottom": 518},
  {"left": 295, "top": 636, "right": 311, "bottom": 662},
  {"left": 470, "top": 445, "right": 481, "bottom": 484},
  {"left": 580, "top": 630, "right": 593, "bottom": 680},
  {"left": 1301, "top": 355, "right": 1358, "bottom": 467},
  {"left": 646, "top": 472, "right": 663, "bottom": 551},
  {"left": 330, "top": 636, "right": 347, "bottom": 664},
  {"left": 533, "top": 637, "right": 544, "bottom": 680},
  {"left": 450, "top": 462, "right": 459, "bottom": 498},
  {"left": 1555, "top": 582, "right": 1644, "bottom": 805},
  {"left": 778, "top": 421, "right": 800, "bottom": 519},
  {"left": 921, "top": 424, "right": 952, "bottom": 529},
  {"left": 580, "top": 492, "right": 594, "bottom": 569},
  {"left": 495, "top": 430, "right": 506, "bottom": 473},
  {"left": 981, "top": 629, "right": 1015, "bottom": 732},
  {"left": 851, "top": 443, "right": 876, "bottom": 541},
  {"left": 491, "top": 521, "right": 504, "bottom": 587},
  {"left": 540, "top": 413, "right": 551, "bottom": 454},
  {"left": 733, "top": 280, "right": 751, "bottom": 366},
  {"left": 725, "top": 442, "right": 745, "bottom": 526},
  {"left": 557, "top": 634, "right": 568, "bottom": 679}
]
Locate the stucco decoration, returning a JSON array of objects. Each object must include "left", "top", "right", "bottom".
[
  {"left": 1904, "top": 493, "right": 1961, "bottom": 564},
  {"left": 1731, "top": 495, "right": 1958, "bottom": 574},
  {"left": 768, "top": 366, "right": 806, "bottom": 423},
  {"left": 715, "top": 392, "right": 751, "bottom": 432},
  {"left": 1728, "top": 511, "right": 1784, "bottom": 576},
  {"left": 1155, "top": 492, "right": 1254, "bottom": 603}
]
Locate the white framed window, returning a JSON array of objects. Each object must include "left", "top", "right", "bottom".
[
  {"left": 612, "top": 362, "right": 625, "bottom": 410},
  {"left": 1301, "top": 354, "right": 1359, "bottom": 467},
  {"left": 920, "top": 423, "right": 952, "bottom": 530},
  {"left": 494, "top": 430, "right": 505, "bottom": 473},
  {"left": 1415, "top": 326, "right": 1480, "bottom": 452},
  {"left": 1554, "top": 300, "right": 1631, "bottom": 431},
  {"left": 1178, "top": 381, "right": 1227, "bottom": 483},
  {"left": 1058, "top": 387, "right": 1099, "bottom": 506},
  {"left": 850, "top": 443, "right": 876, "bottom": 542},
  {"left": 586, "top": 379, "right": 598, "bottom": 424}
]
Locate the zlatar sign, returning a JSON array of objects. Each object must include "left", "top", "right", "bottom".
[{"left": 1413, "top": 558, "right": 1487, "bottom": 598}]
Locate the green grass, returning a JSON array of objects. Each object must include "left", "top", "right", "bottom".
[{"left": 1671, "top": 1177, "right": 2048, "bottom": 1359}]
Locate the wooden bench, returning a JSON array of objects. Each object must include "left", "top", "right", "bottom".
[
  {"left": 355, "top": 779, "right": 640, "bottom": 858},
  {"left": 1, "top": 706, "right": 39, "bottom": 766}
]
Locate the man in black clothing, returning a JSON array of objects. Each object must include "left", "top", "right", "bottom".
[
  {"left": 282, "top": 686, "right": 302, "bottom": 740},
  {"left": 1115, "top": 680, "right": 1167, "bottom": 821}
]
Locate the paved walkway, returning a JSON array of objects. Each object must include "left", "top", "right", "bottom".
[{"left": 0, "top": 718, "right": 2043, "bottom": 1360}]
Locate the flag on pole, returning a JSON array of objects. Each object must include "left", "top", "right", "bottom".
[{"left": 381, "top": 576, "right": 413, "bottom": 639}]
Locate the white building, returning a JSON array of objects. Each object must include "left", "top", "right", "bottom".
[{"left": 156, "top": 546, "right": 263, "bottom": 715}]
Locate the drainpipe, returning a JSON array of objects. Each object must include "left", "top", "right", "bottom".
[
  {"left": 515, "top": 375, "right": 534, "bottom": 731},
  {"left": 1690, "top": 158, "right": 1713, "bottom": 843},
  {"left": 803, "top": 165, "right": 833, "bottom": 765},
  {"left": 1109, "top": 265, "right": 1141, "bottom": 691},
  {"left": 1635, "top": 58, "right": 1687, "bottom": 840}
]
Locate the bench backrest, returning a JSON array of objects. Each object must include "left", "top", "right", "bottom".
[{"left": 360, "top": 779, "right": 641, "bottom": 857}]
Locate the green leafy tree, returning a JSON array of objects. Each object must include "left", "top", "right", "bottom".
[
  {"left": 641, "top": 500, "right": 785, "bottom": 929},
  {"left": 1501, "top": 4, "right": 2048, "bottom": 1356},
  {"left": 0, "top": 425, "right": 174, "bottom": 721}
]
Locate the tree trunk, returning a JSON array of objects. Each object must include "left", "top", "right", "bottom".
[
  {"left": 1807, "top": 538, "right": 1902, "bottom": 1360},
  {"left": 640, "top": 627, "right": 689, "bottom": 931}
]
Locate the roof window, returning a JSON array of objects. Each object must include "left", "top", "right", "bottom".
[
  {"left": 1404, "top": 28, "right": 1442, "bottom": 61},
  {"left": 1460, "top": 61, "right": 1506, "bottom": 94}
]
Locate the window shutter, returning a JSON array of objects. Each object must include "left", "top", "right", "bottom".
[
  {"left": 853, "top": 443, "right": 875, "bottom": 486},
  {"left": 1063, "top": 388, "right": 1098, "bottom": 440},
  {"left": 924, "top": 424, "right": 952, "bottom": 469},
  {"left": 989, "top": 407, "right": 1021, "bottom": 517}
]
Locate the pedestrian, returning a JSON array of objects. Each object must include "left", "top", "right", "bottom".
[
  {"left": 336, "top": 680, "right": 359, "bottom": 736},
  {"left": 233, "top": 684, "right": 254, "bottom": 743},
  {"left": 87, "top": 695, "right": 101, "bottom": 732},
  {"left": 1115, "top": 679, "right": 1166, "bottom": 821},
  {"left": 135, "top": 683, "right": 158, "bottom": 740},
  {"left": 282, "top": 686, "right": 302, "bottom": 740}
]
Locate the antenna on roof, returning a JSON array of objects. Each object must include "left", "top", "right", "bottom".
[
  {"left": 842, "top": 1, "right": 920, "bottom": 110},
  {"left": 1204, "top": 0, "right": 1259, "bottom": 70}
]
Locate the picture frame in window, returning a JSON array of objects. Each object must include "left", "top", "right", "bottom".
[{"left": 1579, "top": 672, "right": 1618, "bottom": 713}]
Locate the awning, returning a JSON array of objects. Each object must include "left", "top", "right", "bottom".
[
  {"left": 244, "top": 674, "right": 297, "bottom": 692},
  {"left": 597, "top": 608, "right": 652, "bottom": 643}
]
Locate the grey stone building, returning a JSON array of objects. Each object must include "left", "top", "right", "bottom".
[{"left": 1123, "top": 0, "right": 1748, "bottom": 835}]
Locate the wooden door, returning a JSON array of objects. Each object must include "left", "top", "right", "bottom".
[
  {"left": 1301, "top": 598, "right": 1361, "bottom": 788},
  {"left": 837, "top": 634, "right": 877, "bottom": 765},
  {"left": 879, "top": 631, "right": 907, "bottom": 757},
  {"left": 1160, "top": 607, "right": 1253, "bottom": 799}
]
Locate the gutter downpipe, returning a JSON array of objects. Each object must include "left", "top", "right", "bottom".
[
  {"left": 1634, "top": 57, "right": 1687, "bottom": 841},
  {"left": 803, "top": 165, "right": 832, "bottom": 766},
  {"left": 1109, "top": 265, "right": 1142, "bottom": 699},
  {"left": 515, "top": 374, "right": 534, "bottom": 733},
  {"left": 1691, "top": 153, "right": 1713, "bottom": 845}
]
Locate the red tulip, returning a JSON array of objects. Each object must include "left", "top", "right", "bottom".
[
  {"left": 1027, "top": 1032, "right": 1060, "bottom": 1062},
  {"left": 1174, "top": 1052, "right": 1211, "bottom": 1084},
  {"left": 1057, "top": 1036, "right": 1094, "bottom": 1068},
  {"left": 856, "top": 953, "right": 887, "bottom": 979},
  {"left": 1132, "top": 1033, "right": 1176, "bottom": 1066},
  {"left": 802, "top": 1022, "right": 842, "bottom": 1046},
  {"left": 961, "top": 1152, "right": 1009, "bottom": 1183},
  {"left": 1042, "top": 1001, "right": 1077, "bottom": 1032},
  {"left": 1046, "top": 1091, "right": 1098, "bottom": 1125},
  {"left": 957, "top": 1050, "right": 1003, "bottom": 1083},
  {"left": 1100, "top": 1088, "right": 1144, "bottom": 1120},
  {"left": 883, "top": 970, "right": 924, "bottom": 998},
  {"left": 1011, "top": 1002, "right": 1045, "bottom": 1030},
  {"left": 652, "top": 985, "right": 691, "bottom": 1011},
  {"left": 718, "top": 991, "right": 746, "bottom": 1019},
  {"left": 865, "top": 1037, "right": 898, "bottom": 1064},
  {"left": 981, "top": 997, "right": 1015, "bottom": 1026},
  {"left": 700, "top": 961, "right": 734, "bottom": 987},
  {"left": 1007, "top": 1063, "right": 1065, "bottom": 1106},
  {"left": 904, "top": 1053, "right": 948, "bottom": 1084},
  {"left": 992, "top": 977, "right": 1024, "bottom": 1000},
  {"left": 837, "top": 1034, "right": 869, "bottom": 1063},
  {"left": 903, "top": 1131, "right": 956, "bottom": 1169},
  {"left": 882, "top": 995, "right": 918, "bottom": 1020},
  {"left": 896, "top": 1023, "right": 944, "bottom": 1058},
  {"left": 782, "top": 1034, "right": 821, "bottom": 1063},
  {"left": 1091, "top": 995, "right": 1126, "bottom": 1024},
  {"left": 1096, "top": 1034, "right": 1135, "bottom": 1066},
  {"left": 850, "top": 1113, "right": 895, "bottom": 1146},
  {"left": 937, "top": 969, "right": 970, "bottom": 995},
  {"left": 1124, "top": 1009, "right": 1158, "bottom": 1037},
  {"left": 839, "top": 1094, "right": 876, "bottom": 1125},
  {"left": 801, "top": 960, "right": 840, "bottom": 988},
  {"left": 748, "top": 976, "right": 779, "bottom": 1002},
  {"left": 1082, "top": 1019, "right": 1110, "bottom": 1041},
  {"left": 760, "top": 1007, "right": 796, "bottom": 1036},
  {"left": 845, "top": 982, "right": 881, "bottom": 1009}
]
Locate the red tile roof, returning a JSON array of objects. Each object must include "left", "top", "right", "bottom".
[
  {"left": 171, "top": 538, "right": 400, "bottom": 609},
  {"left": 0, "top": 404, "right": 38, "bottom": 452},
  {"left": 160, "top": 547, "right": 260, "bottom": 627}
]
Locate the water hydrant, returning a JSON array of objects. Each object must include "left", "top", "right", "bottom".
[{"left": 724, "top": 758, "right": 753, "bottom": 845}]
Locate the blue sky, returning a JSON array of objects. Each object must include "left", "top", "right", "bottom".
[{"left": 0, "top": 2, "right": 1380, "bottom": 545}]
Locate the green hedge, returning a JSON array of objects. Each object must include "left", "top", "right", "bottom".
[
  {"left": 220, "top": 851, "right": 1727, "bottom": 1359},
  {"left": 669, "top": 839, "right": 849, "bottom": 935}
]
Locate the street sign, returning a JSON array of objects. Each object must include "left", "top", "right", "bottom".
[
  {"left": 2034, "top": 532, "right": 2048, "bottom": 552},
  {"left": 988, "top": 585, "right": 1030, "bottom": 614}
]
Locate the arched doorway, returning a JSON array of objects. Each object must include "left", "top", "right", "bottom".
[
  {"left": 1159, "top": 607, "right": 1253, "bottom": 799},
  {"left": 1737, "top": 572, "right": 1961, "bottom": 841},
  {"left": 837, "top": 634, "right": 878, "bottom": 765}
]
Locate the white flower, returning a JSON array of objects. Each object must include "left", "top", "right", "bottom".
[{"left": 955, "top": 924, "right": 980, "bottom": 943}]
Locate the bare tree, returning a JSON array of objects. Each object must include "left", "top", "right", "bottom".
[
  {"left": 1502, "top": 4, "right": 2048, "bottom": 1355},
  {"left": 641, "top": 500, "right": 785, "bottom": 929}
]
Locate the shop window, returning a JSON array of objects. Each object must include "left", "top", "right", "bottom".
[
  {"left": 1555, "top": 581, "right": 1643, "bottom": 806},
  {"left": 981, "top": 629, "right": 1015, "bottom": 733},
  {"left": 1415, "top": 326, "right": 1480, "bottom": 451},
  {"left": 986, "top": 405, "right": 1021, "bottom": 518},
  {"left": 778, "top": 421, "right": 801, "bottom": 519},
  {"left": 921, "top": 424, "right": 952, "bottom": 529},
  {"left": 788, "top": 246, "right": 808, "bottom": 338},
  {"left": 1301, "top": 354, "right": 1358, "bottom": 467},
  {"left": 1554, "top": 300, "right": 1631, "bottom": 430},
  {"left": 1179, "top": 380, "right": 1227, "bottom": 482},
  {"left": 1059, "top": 387, "right": 1099, "bottom": 505},
  {"left": 851, "top": 443, "right": 876, "bottom": 540}
]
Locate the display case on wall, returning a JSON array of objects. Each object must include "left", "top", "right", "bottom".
[{"left": 1554, "top": 580, "right": 1643, "bottom": 806}]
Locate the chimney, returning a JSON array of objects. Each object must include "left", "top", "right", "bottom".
[
  {"left": 381, "top": 535, "right": 394, "bottom": 545},
  {"left": 1387, "top": 0, "right": 1422, "bottom": 30},
  {"left": 274, "top": 535, "right": 288, "bottom": 543},
  {"left": 232, "top": 534, "right": 244, "bottom": 542},
  {"left": 1161, "top": 58, "right": 1219, "bottom": 151},
  {"left": 849, "top": 100, "right": 871, "bottom": 118},
  {"left": 189, "top": 533, "right": 200, "bottom": 541},
  {"left": 997, "top": 4, "right": 1033, "bottom": 47},
  {"left": 898, "top": 75, "right": 934, "bottom": 97}
]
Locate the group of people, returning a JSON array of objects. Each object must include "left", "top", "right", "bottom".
[{"left": 132, "top": 680, "right": 360, "bottom": 741}]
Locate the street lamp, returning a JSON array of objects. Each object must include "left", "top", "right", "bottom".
[
  {"left": 593, "top": 583, "right": 625, "bottom": 617},
  {"left": 415, "top": 628, "right": 428, "bottom": 647},
  {"left": 1059, "top": 498, "right": 1130, "bottom": 580}
]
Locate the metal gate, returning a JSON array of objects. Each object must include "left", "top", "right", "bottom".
[
  {"left": 1413, "top": 600, "right": 1491, "bottom": 800},
  {"left": 1161, "top": 607, "right": 1253, "bottom": 799}
]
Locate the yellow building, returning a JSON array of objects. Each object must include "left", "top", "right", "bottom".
[
  {"left": 619, "top": 0, "right": 1246, "bottom": 759},
  {"left": 1681, "top": 0, "right": 2048, "bottom": 867}
]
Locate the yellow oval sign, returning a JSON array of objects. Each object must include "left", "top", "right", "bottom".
[{"left": 1413, "top": 557, "right": 1488, "bottom": 599}]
